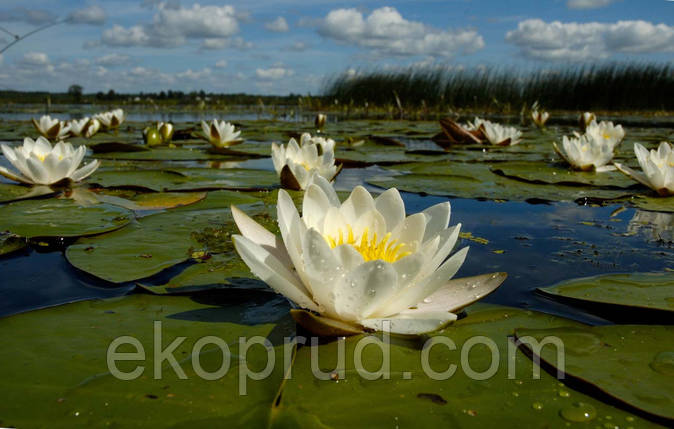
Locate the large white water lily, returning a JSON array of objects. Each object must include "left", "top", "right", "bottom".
[
  {"left": 584, "top": 120, "right": 625, "bottom": 150},
  {"left": 480, "top": 120, "right": 522, "bottom": 146},
  {"left": 32, "top": 115, "right": 71, "bottom": 141},
  {"left": 531, "top": 109, "right": 549, "bottom": 128},
  {"left": 94, "top": 109, "right": 125, "bottom": 129},
  {"left": 615, "top": 142, "right": 674, "bottom": 197},
  {"left": 231, "top": 176, "right": 506, "bottom": 336},
  {"left": 271, "top": 133, "right": 341, "bottom": 190},
  {"left": 553, "top": 134, "right": 615, "bottom": 172},
  {"left": 201, "top": 119, "right": 243, "bottom": 148},
  {"left": 68, "top": 117, "right": 100, "bottom": 138},
  {"left": 0, "top": 137, "right": 100, "bottom": 185}
]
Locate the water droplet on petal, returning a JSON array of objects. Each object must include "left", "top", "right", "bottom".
[{"left": 423, "top": 297, "right": 432, "bottom": 304}]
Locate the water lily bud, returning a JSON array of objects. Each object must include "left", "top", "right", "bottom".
[
  {"left": 143, "top": 127, "right": 163, "bottom": 147},
  {"left": 315, "top": 113, "right": 326, "bottom": 131},
  {"left": 157, "top": 122, "right": 174, "bottom": 143}
]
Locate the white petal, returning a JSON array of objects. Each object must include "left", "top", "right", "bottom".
[
  {"left": 300, "top": 228, "right": 343, "bottom": 318},
  {"left": 333, "top": 259, "right": 399, "bottom": 321},
  {"left": 360, "top": 311, "right": 457, "bottom": 335},
  {"left": 411, "top": 272, "right": 507, "bottom": 313},
  {"left": 303, "top": 183, "right": 333, "bottom": 230},
  {"left": 25, "top": 157, "right": 49, "bottom": 184},
  {"left": 231, "top": 205, "right": 292, "bottom": 268},
  {"left": 374, "top": 187, "right": 405, "bottom": 232},
  {"left": 333, "top": 244, "right": 365, "bottom": 272},
  {"left": 70, "top": 160, "right": 100, "bottom": 182},
  {"left": 391, "top": 213, "right": 426, "bottom": 253},
  {"left": 0, "top": 166, "right": 31, "bottom": 184},
  {"left": 421, "top": 202, "right": 451, "bottom": 242},
  {"left": 307, "top": 174, "right": 340, "bottom": 206},
  {"left": 232, "top": 235, "right": 318, "bottom": 311},
  {"left": 340, "top": 186, "right": 375, "bottom": 224}
]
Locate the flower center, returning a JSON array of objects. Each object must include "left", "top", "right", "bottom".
[{"left": 323, "top": 225, "right": 410, "bottom": 263}]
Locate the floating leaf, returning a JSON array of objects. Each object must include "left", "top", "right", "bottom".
[
  {"left": 66, "top": 198, "right": 266, "bottom": 283},
  {"left": 273, "top": 305, "right": 654, "bottom": 427},
  {"left": 0, "top": 183, "right": 56, "bottom": 203},
  {"left": 491, "top": 161, "right": 637, "bottom": 189},
  {"left": 0, "top": 292, "right": 293, "bottom": 427},
  {"left": 538, "top": 272, "right": 674, "bottom": 317},
  {"left": 516, "top": 324, "right": 674, "bottom": 421},
  {"left": 0, "top": 199, "right": 132, "bottom": 238},
  {"left": 0, "top": 233, "right": 26, "bottom": 256}
]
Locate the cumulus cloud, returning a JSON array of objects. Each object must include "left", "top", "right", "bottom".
[
  {"left": 255, "top": 66, "right": 294, "bottom": 80},
  {"left": 100, "top": 3, "right": 243, "bottom": 49},
  {"left": 317, "top": 7, "right": 484, "bottom": 58},
  {"left": 215, "top": 60, "right": 227, "bottom": 68},
  {"left": 67, "top": 5, "right": 106, "bottom": 25},
  {"left": 506, "top": 19, "right": 674, "bottom": 61},
  {"left": 567, "top": 0, "right": 614, "bottom": 9},
  {"left": 95, "top": 53, "right": 132, "bottom": 66},
  {"left": 201, "top": 36, "right": 253, "bottom": 50},
  {"left": 20, "top": 52, "right": 49, "bottom": 66},
  {"left": 265, "top": 16, "right": 289, "bottom": 32}
]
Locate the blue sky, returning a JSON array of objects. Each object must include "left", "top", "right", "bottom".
[{"left": 0, "top": 0, "right": 672, "bottom": 94}]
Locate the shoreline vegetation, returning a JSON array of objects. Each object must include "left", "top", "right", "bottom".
[{"left": 1, "top": 63, "right": 672, "bottom": 124}]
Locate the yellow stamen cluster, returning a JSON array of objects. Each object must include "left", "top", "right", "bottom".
[{"left": 324, "top": 225, "right": 410, "bottom": 263}]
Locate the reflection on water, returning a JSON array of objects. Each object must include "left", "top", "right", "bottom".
[{"left": 628, "top": 210, "right": 674, "bottom": 243}]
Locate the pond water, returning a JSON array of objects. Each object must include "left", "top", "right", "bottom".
[{"left": 0, "top": 115, "right": 672, "bottom": 427}]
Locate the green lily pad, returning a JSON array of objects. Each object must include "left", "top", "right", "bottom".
[
  {"left": 272, "top": 304, "right": 655, "bottom": 427},
  {"left": 628, "top": 195, "right": 674, "bottom": 213},
  {"left": 0, "top": 292, "right": 293, "bottom": 428},
  {"left": 0, "top": 183, "right": 56, "bottom": 203},
  {"left": 516, "top": 324, "right": 674, "bottom": 421},
  {"left": 0, "top": 233, "right": 26, "bottom": 256},
  {"left": 538, "top": 272, "right": 674, "bottom": 315},
  {"left": 492, "top": 161, "right": 638, "bottom": 189},
  {"left": 93, "top": 190, "right": 207, "bottom": 211},
  {"left": 0, "top": 199, "right": 132, "bottom": 238},
  {"left": 86, "top": 169, "right": 278, "bottom": 192},
  {"left": 368, "top": 167, "right": 631, "bottom": 203},
  {"left": 137, "top": 254, "right": 261, "bottom": 294},
  {"left": 89, "top": 141, "right": 150, "bottom": 153},
  {"left": 65, "top": 199, "right": 266, "bottom": 283},
  {"left": 91, "top": 147, "right": 243, "bottom": 161}
]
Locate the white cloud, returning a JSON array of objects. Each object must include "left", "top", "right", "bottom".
[
  {"left": 20, "top": 52, "right": 49, "bottom": 66},
  {"left": 100, "top": 3, "right": 243, "bottom": 49},
  {"left": 95, "top": 53, "right": 132, "bottom": 66},
  {"left": 255, "top": 66, "right": 294, "bottom": 80},
  {"left": 288, "top": 41, "right": 308, "bottom": 51},
  {"left": 215, "top": 60, "right": 227, "bottom": 68},
  {"left": 317, "top": 7, "right": 484, "bottom": 58},
  {"left": 506, "top": 19, "right": 674, "bottom": 61},
  {"left": 567, "top": 0, "right": 614, "bottom": 9},
  {"left": 67, "top": 5, "right": 106, "bottom": 25},
  {"left": 201, "top": 36, "right": 253, "bottom": 50},
  {"left": 265, "top": 16, "right": 289, "bottom": 32}
]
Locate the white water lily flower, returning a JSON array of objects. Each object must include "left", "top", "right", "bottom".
[
  {"left": 201, "top": 119, "right": 243, "bottom": 148},
  {"left": 271, "top": 132, "right": 341, "bottom": 190},
  {"left": 584, "top": 120, "right": 625, "bottom": 150},
  {"left": 0, "top": 137, "right": 100, "bottom": 185},
  {"left": 231, "top": 176, "right": 505, "bottom": 335},
  {"left": 68, "top": 117, "right": 100, "bottom": 138},
  {"left": 32, "top": 115, "right": 71, "bottom": 141},
  {"left": 553, "top": 134, "right": 615, "bottom": 172},
  {"left": 531, "top": 109, "right": 549, "bottom": 128},
  {"left": 480, "top": 120, "right": 522, "bottom": 146},
  {"left": 95, "top": 108, "right": 125, "bottom": 129},
  {"left": 463, "top": 117, "right": 486, "bottom": 132},
  {"left": 615, "top": 142, "right": 674, "bottom": 197},
  {"left": 84, "top": 118, "right": 101, "bottom": 138}
]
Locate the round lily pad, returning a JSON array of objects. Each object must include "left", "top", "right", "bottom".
[
  {"left": 516, "top": 324, "right": 674, "bottom": 421},
  {"left": 538, "top": 272, "right": 674, "bottom": 315},
  {"left": 273, "top": 304, "right": 655, "bottom": 427},
  {"left": 0, "top": 199, "right": 132, "bottom": 238},
  {"left": 0, "top": 292, "right": 292, "bottom": 427}
]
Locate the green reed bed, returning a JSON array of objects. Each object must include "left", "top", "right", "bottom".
[{"left": 324, "top": 63, "right": 674, "bottom": 112}]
